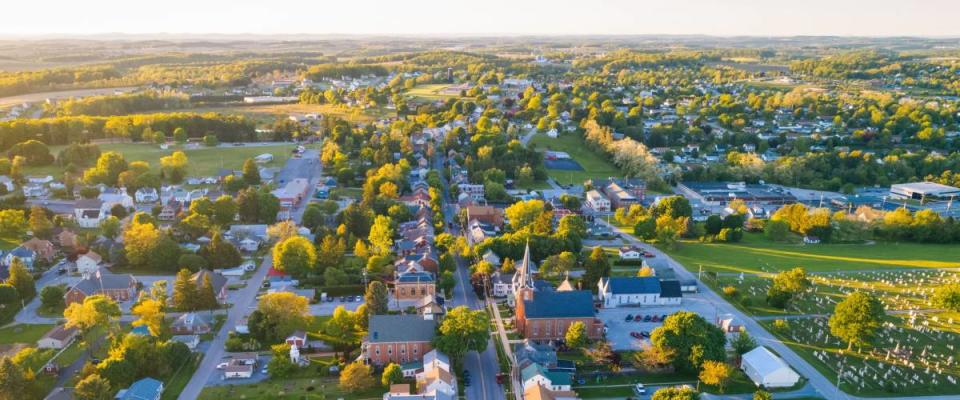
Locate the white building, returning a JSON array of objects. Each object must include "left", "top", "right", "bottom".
[
  {"left": 135, "top": 188, "right": 159, "bottom": 203},
  {"left": 598, "top": 277, "right": 682, "bottom": 308},
  {"left": 458, "top": 184, "right": 485, "bottom": 201},
  {"left": 741, "top": 346, "right": 801, "bottom": 388},
  {"left": 76, "top": 251, "right": 102, "bottom": 276},
  {"left": 585, "top": 190, "right": 611, "bottom": 213}
]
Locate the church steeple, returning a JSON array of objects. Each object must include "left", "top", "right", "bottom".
[{"left": 517, "top": 240, "right": 533, "bottom": 289}]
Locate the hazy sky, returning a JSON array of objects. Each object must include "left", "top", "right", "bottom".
[{"left": 3, "top": 0, "right": 959, "bottom": 37}]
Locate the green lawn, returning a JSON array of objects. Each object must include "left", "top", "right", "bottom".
[
  {"left": 527, "top": 131, "right": 620, "bottom": 185},
  {"left": 0, "top": 324, "right": 54, "bottom": 344},
  {"left": 661, "top": 232, "right": 960, "bottom": 275},
  {"left": 161, "top": 353, "right": 201, "bottom": 400},
  {"left": 404, "top": 84, "right": 468, "bottom": 101},
  {"left": 197, "top": 377, "right": 384, "bottom": 400},
  {"left": 24, "top": 142, "right": 298, "bottom": 177}
]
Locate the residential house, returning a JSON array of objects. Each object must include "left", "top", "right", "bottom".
[
  {"left": 618, "top": 246, "right": 642, "bottom": 260},
  {"left": 585, "top": 190, "right": 610, "bottom": 213},
  {"left": 524, "top": 384, "right": 579, "bottom": 400},
  {"left": 116, "top": 377, "right": 164, "bottom": 400},
  {"left": 64, "top": 270, "right": 137, "bottom": 305},
  {"left": 99, "top": 190, "right": 134, "bottom": 211},
  {"left": 286, "top": 330, "right": 307, "bottom": 348},
  {"left": 75, "top": 251, "right": 102, "bottom": 276},
  {"left": 521, "top": 363, "right": 573, "bottom": 392},
  {"left": 135, "top": 188, "right": 160, "bottom": 203},
  {"left": 224, "top": 364, "right": 254, "bottom": 379},
  {"left": 597, "top": 277, "right": 683, "bottom": 308},
  {"left": 491, "top": 271, "right": 515, "bottom": 298},
  {"left": 171, "top": 313, "right": 212, "bottom": 335},
  {"left": 458, "top": 184, "right": 485, "bottom": 201},
  {"left": 171, "top": 334, "right": 200, "bottom": 351},
  {"left": 416, "top": 295, "right": 445, "bottom": 320},
  {"left": 600, "top": 182, "right": 638, "bottom": 210},
  {"left": 37, "top": 325, "right": 78, "bottom": 349},
  {"left": 3, "top": 246, "right": 36, "bottom": 269},
  {"left": 191, "top": 270, "right": 228, "bottom": 303},
  {"left": 74, "top": 199, "right": 104, "bottom": 228},
  {"left": 364, "top": 314, "right": 436, "bottom": 366}
]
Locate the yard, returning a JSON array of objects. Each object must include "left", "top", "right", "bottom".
[
  {"left": 197, "top": 376, "right": 383, "bottom": 400},
  {"left": 24, "top": 142, "right": 299, "bottom": 177},
  {"left": 169, "top": 103, "right": 391, "bottom": 124},
  {"left": 0, "top": 324, "right": 54, "bottom": 345},
  {"left": 527, "top": 131, "right": 619, "bottom": 185},
  {"left": 404, "top": 84, "right": 469, "bottom": 101}
]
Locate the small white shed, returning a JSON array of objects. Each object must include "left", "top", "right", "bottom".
[{"left": 741, "top": 346, "right": 801, "bottom": 388}]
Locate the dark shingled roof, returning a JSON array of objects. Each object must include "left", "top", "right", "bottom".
[
  {"left": 71, "top": 272, "right": 136, "bottom": 295},
  {"left": 367, "top": 315, "right": 436, "bottom": 343},
  {"left": 522, "top": 290, "right": 595, "bottom": 319},
  {"left": 607, "top": 277, "right": 661, "bottom": 294},
  {"left": 660, "top": 280, "right": 683, "bottom": 298},
  {"left": 397, "top": 271, "right": 434, "bottom": 283}
]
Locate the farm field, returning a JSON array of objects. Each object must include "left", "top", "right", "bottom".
[
  {"left": 23, "top": 142, "right": 299, "bottom": 177},
  {"left": 662, "top": 233, "right": 960, "bottom": 275},
  {"left": 173, "top": 102, "right": 392, "bottom": 123},
  {"left": 404, "top": 83, "right": 468, "bottom": 101},
  {"left": 527, "top": 131, "right": 619, "bottom": 185}
]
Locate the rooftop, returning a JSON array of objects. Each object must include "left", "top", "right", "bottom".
[{"left": 367, "top": 315, "right": 436, "bottom": 343}]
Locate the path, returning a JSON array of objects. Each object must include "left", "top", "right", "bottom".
[{"left": 595, "top": 219, "right": 960, "bottom": 400}]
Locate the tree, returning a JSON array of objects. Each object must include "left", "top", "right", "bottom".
[
  {"left": 364, "top": 281, "right": 389, "bottom": 315},
  {"left": 266, "top": 344, "right": 297, "bottom": 378},
  {"left": 829, "top": 292, "right": 884, "bottom": 350},
  {"left": 0, "top": 356, "right": 36, "bottom": 400},
  {"left": 160, "top": 151, "right": 188, "bottom": 183},
  {"left": 637, "top": 266, "right": 655, "bottom": 277},
  {"left": 433, "top": 306, "right": 489, "bottom": 367},
  {"left": 764, "top": 219, "right": 790, "bottom": 242},
  {"left": 131, "top": 299, "right": 166, "bottom": 337},
  {"left": 83, "top": 152, "right": 127, "bottom": 186},
  {"left": 211, "top": 195, "right": 238, "bottom": 226},
  {"left": 242, "top": 158, "right": 261, "bottom": 185},
  {"left": 75, "top": 373, "right": 112, "bottom": 400},
  {"left": 932, "top": 283, "right": 960, "bottom": 312},
  {"left": 439, "top": 271, "right": 455, "bottom": 296},
  {"left": 252, "top": 292, "right": 312, "bottom": 344},
  {"left": 367, "top": 215, "right": 394, "bottom": 256},
  {"left": 173, "top": 127, "right": 188, "bottom": 143},
  {"left": 339, "top": 362, "right": 376, "bottom": 393},
  {"left": 199, "top": 231, "right": 242, "bottom": 269},
  {"left": 634, "top": 216, "right": 657, "bottom": 240},
  {"left": 585, "top": 340, "right": 616, "bottom": 366},
  {"left": 753, "top": 389, "right": 773, "bottom": 400},
  {"left": 257, "top": 190, "right": 281, "bottom": 223},
  {"left": 267, "top": 220, "right": 299, "bottom": 242},
  {"left": 202, "top": 134, "right": 219, "bottom": 147},
  {"left": 766, "top": 267, "right": 810, "bottom": 309},
  {"left": 5, "top": 258, "right": 35, "bottom": 301},
  {"left": 272, "top": 236, "right": 317, "bottom": 278},
  {"left": 565, "top": 321, "right": 588, "bottom": 350},
  {"left": 237, "top": 187, "right": 259, "bottom": 223},
  {"left": 64, "top": 295, "right": 121, "bottom": 334},
  {"left": 0, "top": 285, "right": 18, "bottom": 305},
  {"left": 123, "top": 220, "right": 161, "bottom": 269},
  {"left": 171, "top": 268, "right": 198, "bottom": 311},
  {"left": 582, "top": 247, "right": 611, "bottom": 292},
  {"left": 0, "top": 209, "right": 26, "bottom": 237},
  {"left": 705, "top": 215, "right": 723, "bottom": 236},
  {"left": 652, "top": 385, "right": 700, "bottom": 400},
  {"left": 28, "top": 206, "right": 52, "bottom": 239},
  {"left": 197, "top": 273, "right": 219, "bottom": 310},
  {"left": 381, "top": 363, "right": 403, "bottom": 387},
  {"left": 651, "top": 196, "right": 692, "bottom": 219},
  {"left": 650, "top": 312, "right": 726, "bottom": 373},
  {"left": 100, "top": 216, "right": 121, "bottom": 239},
  {"left": 699, "top": 360, "right": 732, "bottom": 393},
  {"left": 504, "top": 199, "right": 546, "bottom": 232},
  {"left": 730, "top": 330, "right": 757, "bottom": 365}
]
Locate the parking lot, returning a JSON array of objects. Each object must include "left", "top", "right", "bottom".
[
  {"left": 206, "top": 354, "right": 272, "bottom": 386},
  {"left": 309, "top": 296, "right": 363, "bottom": 316},
  {"left": 598, "top": 293, "right": 721, "bottom": 351}
]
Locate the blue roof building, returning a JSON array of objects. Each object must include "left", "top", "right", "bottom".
[{"left": 116, "top": 377, "right": 163, "bottom": 400}]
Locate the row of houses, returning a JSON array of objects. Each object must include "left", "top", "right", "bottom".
[{"left": 383, "top": 350, "right": 457, "bottom": 400}]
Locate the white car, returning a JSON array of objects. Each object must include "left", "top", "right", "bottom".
[
  {"left": 633, "top": 383, "right": 646, "bottom": 395},
  {"left": 217, "top": 362, "right": 229, "bottom": 369}
]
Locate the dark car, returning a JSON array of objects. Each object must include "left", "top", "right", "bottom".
[
  {"left": 640, "top": 331, "right": 650, "bottom": 338},
  {"left": 661, "top": 314, "right": 668, "bottom": 320},
  {"left": 643, "top": 315, "right": 652, "bottom": 322},
  {"left": 651, "top": 315, "right": 660, "bottom": 322},
  {"left": 58, "top": 268, "right": 67, "bottom": 275},
  {"left": 625, "top": 314, "right": 633, "bottom": 321}
]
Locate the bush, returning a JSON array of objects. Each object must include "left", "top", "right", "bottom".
[
  {"left": 722, "top": 286, "right": 739, "bottom": 299},
  {"left": 772, "top": 319, "right": 789, "bottom": 332}
]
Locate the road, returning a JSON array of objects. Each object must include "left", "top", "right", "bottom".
[
  {"left": 177, "top": 147, "right": 321, "bottom": 400},
  {"left": 595, "top": 219, "right": 960, "bottom": 400},
  {"left": 434, "top": 149, "right": 506, "bottom": 400}
]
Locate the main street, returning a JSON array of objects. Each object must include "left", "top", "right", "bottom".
[{"left": 178, "top": 148, "right": 321, "bottom": 400}]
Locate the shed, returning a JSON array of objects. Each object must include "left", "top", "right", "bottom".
[{"left": 741, "top": 346, "right": 801, "bottom": 388}]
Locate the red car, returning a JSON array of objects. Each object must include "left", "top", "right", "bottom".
[
  {"left": 643, "top": 252, "right": 656, "bottom": 258},
  {"left": 630, "top": 332, "right": 642, "bottom": 339}
]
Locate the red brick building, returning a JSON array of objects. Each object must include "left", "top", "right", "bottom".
[
  {"left": 515, "top": 287, "right": 604, "bottom": 342},
  {"left": 363, "top": 315, "right": 436, "bottom": 366}
]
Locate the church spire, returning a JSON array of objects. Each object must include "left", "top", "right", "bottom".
[{"left": 514, "top": 240, "right": 534, "bottom": 290}]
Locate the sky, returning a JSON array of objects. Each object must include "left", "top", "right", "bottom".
[{"left": 2, "top": 0, "right": 959, "bottom": 37}]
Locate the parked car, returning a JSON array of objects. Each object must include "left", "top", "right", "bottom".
[
  {"left": 625, "top": 314, "right": 633, "bottom": 321},
  {"left": 643, "top": 315, "right": 652, "bottom": 322},
  {"left": 634, "top": 383, "right": 647, "bottom": 394},
  {"left": 660, "top": 314, "right": 668, "bottom": 320},
  {"left": 651, "top": 315, "right": 660, "bottom": 322},
  {"left": 643, "top": 252, "right": 655, "bottom": 258},
  {"left": 640, "top": 331, "right": 650, "bottom": 338},
  {"left": 630, "top": 332, "right": 642, "bottom": 339}
]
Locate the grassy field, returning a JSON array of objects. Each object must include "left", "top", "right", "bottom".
[
  {"left": 662, "top": 233, "right": 960, "bottom": 275},
  {"left": 197, "top": 376, "right": 384, "bottom": 400},
  {"left": 172, "top": 103, "right": 391, "bottom": 124},
  {"left": 161, "top": 353, "right": 201, "bottom": 400},
  {"left": 404, "top": 84, "right": 467, "bottom": 101},
  {"left": 24, "top": 142, "right": 298, "bottom": 177},
  {"left": 527, "top": 131, "right": 620, "bottom": 185},
  {"left": 0, "top": 324, "right": 54, "bottom": 344}
]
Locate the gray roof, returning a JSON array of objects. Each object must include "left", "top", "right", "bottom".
[
  {"left": 71, "top": 271, "right": 135, "bottom": 295},
  {"left": 9, "top": 246, "right": 35, "bottom": 258},
  {"left": 606, "top": 277, "right": 661, "bottom": 294},
  {"left": 75, "top": 199, "right": 103, "bottom": 209},
  {"left": 192, "top": 270, "right": 227, "bottom": 294},
  {"left": 660, "top": 280, "right": 683, "bottom": 298},
  {"left": 522, "top": 290, "right": 595, "bottom": 319},
  {"left": 367, "top": 315, "right": 435, "bottom": 343}
]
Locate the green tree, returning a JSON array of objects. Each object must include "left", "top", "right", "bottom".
[
  {"left": 829, "top": 292, "right": 885, "bottom": 350},
  {"left": 0, "top": 284, "right": 18, "bottom": 305},
  {"left": 0, "top": 209, "right": 26, "bottom": 237},
  {"left": 251, "top": 292, "right": 312, "bottom": 344},
  {"left": 651, "top": 196, "right": 692, "bottom": 219},
  {"left": 764, "top": 219, "right": 790, "bottom": 242},
  {"left": 504, "top": 199, "right": 546, "bottom": 232},
  {"left": 75, "top": 373, "right": 112, "bottom": 400},
  {"left": 197, "top": 273, "right": 219, "bottom": 310},
  {"left": 266, "top": 344, "right": 297, "bottom": 378},
  {"left": 123, "top": 220, "right": 161, "bottom": 269},
  {"left": 160, "top": 151, "right": 188, "bottom": 183},
  {"left": 40, "top": 285, "right": 65, "bottom": 312},
  {"left": 565, "top": 321, "right": 588, "bottom": 350},
  {"left": 932, "top": 283, "right": 960, "bottom": 312},
  {"left": 237, "top": 187, "right": 259, "bottom": 222},
  {"left": 381, "top": 363, "right": 403, "bottom": 387},
  {"left": 432, "top": 306, "right": 489, "bottom": 368},
  {"left": 6, "top": 258, "right": 35, "bottom": 301},
  {"left": 242, "top": 158, "right": 261, "bottom": 185},
  {"left": 257, "top": 190, "right": 280, "bottom": 223},
  {"left": 199, "top": 231, "right": 242, "bottom": 269},
  {"left": 0, "top": 356, "right": 37, "bottom": 400},
  {"left": 652, "top": 386, "right": 700, "bottom": 400},
  {"left": 367, "top": 215, "right": 394, "bottom": 256},
  {"left": 582, "top": 247, "right": 610, "bottom": 292},
  {"left": 766, "top": 267, "right": 810, "bottom": 309},
  {"left": 171, "top": 268, "right": 198, "bottom": 311},
  {"left": 364, "top": 281, "right": 390, "bottom": 315},
  {"left": 272, "top": 236, "right": 318, "bottom": 278},
  {"left": 83, "top": 152, "right": 128, "bottom": 186},
  {"left": 339, "top": 362, "right": 376, "bottom": 393},
  {"left": 173, "top": 127, "right": 188, "bottom": 143},
  {"left": 212, "top": 195, "right": 238, "bottom": 226},
  {"left": 753, "top": 389, "right": 773, "bottom": 400},
  {"left": 650, "top": 311, "right": 726, "bottom": 373},
  {"left": 131, "top": 299, "right": 166, "bottom": 337},
  {"left": 28, "top": 206, "right": 53, "bottom": 239},
  {"left": 100, "top": 216, "right": 121, "bottom": 239},
  {"left": 730, "top": 330, "right": 757, "bottom": 365}
]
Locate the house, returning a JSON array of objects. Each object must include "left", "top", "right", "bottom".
[
  {"left": 171, "top": 313, "right": 212, "bottom": 335},
  {"left": 116, "top": 377, "right": 164, "bottom": 400},
  {"left": 521, "top": 363, "right": 572, "bottom": 392},
  {"left": 254, "top": 153, "right": 274, "bottom": 163},
  {"left": 135, "top": 188, "right": 160, "bottom": 203},
  {"left": 406, "top": 350, "right": 457, "bottom": 398},
  {"left": 524, "top": 383, "right": 579, "bottom": 400},
  {"left": 0, "top": 176, "right": 14, "bottom": 192},
  {"left": 601, "top": 182, "right": 639, "bottom": 210},
  {"left": 803, "top": 236, "right": 821, "bottom": 244},
  {"left": 458, "top": 184, "right": 485, "bottom": 201},
  {"left": 191, "top": 270, "right": 228, "bottom": 303},
  {"left": 22, "top": 238, "right": 55, "bottom": 262},
  {"left": 491, "top": 271, "right": 515, "bottom": 298},
  {"left": 416, "top": 295, "right": 445, "bottom": 320},
  {"left": 37, "top": 325, "right": 78, "bottom": 349},
  {"left": 394, "top": 271, "right": 436, "bottom": 301},
  {"left": 64, "top": 270, "right": 137, "bottom": 305},
  {"left": 481, "top": 250, "right": 501, "bottom": 266},
  {"left": 741, "top": 347, "right": 801, "bottom": 388},
  {"left": 400, "top": 361, "right": 423, "bottom": 378},
  {"left": 585, "top": 190, "right": 610, "bottom": 213},
  {"left": 223, "top": 364, "right": 254, "bottom": 379},
  {"left": 237, "top": 238, "right": 260, "bottom": 252},
  {"left": 3, "top": 246, "right": 36, "bottom": 269},
  {"left": 55, "top": 229, "right": 78, "bottom": 248},
  {"left": 618, "top": 246, "right": 642, "bottom": 260},
  {"left": 364, "top": 314, "right": 436, "bottom": 365},
  {"left": 99, "top": 191, "right": 134, "bottom": 211},
  {"left": 286, "top": 330, "right": 307, "bottom": 347},
  {"left": 74, "top": 199, "right": 104, "bottom": 228},
  {"left": 171, "top": 334, "right": 200, "bottom": 350},
  {"left": 75, "top": 251, "right": 102, "bottom": 276},
  {"left": 597, "top": 277, "right": 683, "bottom": 308},
  {"left": 158, "top": 202, "right": 181, "bottom": 221}
]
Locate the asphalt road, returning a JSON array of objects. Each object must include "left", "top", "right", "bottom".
[{"left": 177, "top": 147, "right": 321, "bottom": 400}]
